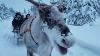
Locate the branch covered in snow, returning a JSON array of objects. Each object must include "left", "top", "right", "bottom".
[
  {"left": 0, "top": 3, "right": 16, "bottom": 20},
  {"left": 49, "top": 0, "right": 98, "bottom": 26}
]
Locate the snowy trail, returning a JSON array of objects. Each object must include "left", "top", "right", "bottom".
[
  {"left": 0, "top": 19, "right": 99, "bottom": 56},
  {"left": 0, "top": 19, "right": 27, "bottom": 56},
  {"left": 76, "top": 39, "right": 100, "bottom": 55}
]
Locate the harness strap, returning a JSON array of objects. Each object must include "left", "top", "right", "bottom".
[
  {"left": 29, "top": 17, "right": 39, "bottom": 46},
  {"left": 20, "top": 17, "right": 38, "bottom": 46},
  {"left": 20, "top": 28, "right": 31, "bottom": 36}
]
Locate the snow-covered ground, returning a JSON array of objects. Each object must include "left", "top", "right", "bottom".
[
  {"left": 0, "top": 18, "right": 100, "bottom": 56},
  {"left": 0, "top": 19, "right": 26, "bottom": 56}
]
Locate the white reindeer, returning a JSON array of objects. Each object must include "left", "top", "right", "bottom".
[{"left": 20, "top": 0, "right": 75, "bottom": 56}]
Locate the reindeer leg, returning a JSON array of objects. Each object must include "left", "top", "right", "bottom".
[
  {"left": 27, "top": 48, "right": 34, "bottom": 56},
  {"left": 38, "top": 43, "right": 53, "bottom": 56}
]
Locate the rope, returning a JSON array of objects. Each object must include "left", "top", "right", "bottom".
[
  {"left": 20, "top": 17, "right": 38, "bottom": 46},
  {"left": 29, "top": 17, "right": 39, "bottom": 46}
]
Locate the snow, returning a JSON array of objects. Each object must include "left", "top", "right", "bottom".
[
  {"left": 0, "top": 17, "right": 100, "bottom": 56},
  {"left": 0, "top": 0, "right": 32, "bottom": 12},
  {"left": 66, "top": 13, "right": 100, "bottom": 49},
  {"left": 0, "top": 19, "right": 26, "bottom": 56},
  {"left": 0, "top": 0, "right": 51, "bottom": 12},
  {"left": 68, "top": 24, "right": 100, "bottom": 47}
]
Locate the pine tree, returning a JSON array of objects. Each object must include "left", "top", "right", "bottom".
[{"left": 61, "top": 0, "right": 97, "bottom": 26}]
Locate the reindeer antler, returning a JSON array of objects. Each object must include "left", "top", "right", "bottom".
[
  {"left": 26, "top": 0, "right": 34, "bottom": 3},
  {"left": 26, "top": 0, "right": 40, "bottom": 7}
]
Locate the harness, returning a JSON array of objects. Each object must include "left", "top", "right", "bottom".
[{"left": 20, "top": 17, "right": 38, "bottom": 47}]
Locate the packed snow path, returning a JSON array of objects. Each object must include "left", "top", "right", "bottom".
[{"left": 0, "top": 19, "right": 100, "bottom": 56}]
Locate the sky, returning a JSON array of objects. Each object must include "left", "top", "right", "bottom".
[
  {"left": 0, "top": 0, "right": 32, "bottom": 12},
  {"left": 0, "top": 0, "right": 51, "bottom": 12}
]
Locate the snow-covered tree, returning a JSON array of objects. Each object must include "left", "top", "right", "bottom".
[
  {"left": 9, "top": 8, "right": 16, "bottom": 17},
  {"left": 0, "top": 3, "right": 15, "bottom": 20},
  {"left": 62, "top": 0, "right": 97, "bottom": 26},
  {"left": 49, "top": 0, "right": 99, "bottom": 26}
]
